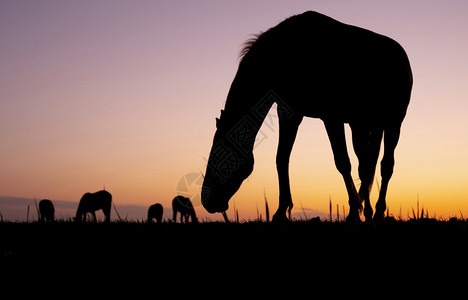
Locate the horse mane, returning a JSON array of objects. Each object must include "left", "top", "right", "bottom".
[
  {"left": 238, "top": 13, "right": 303, "bottom": 62},
  {"left": 239, "top": 33, "right": 263, "bottom": 62},
  {"left": 238, "top": 11, "right": 335, "bottom": 63}
]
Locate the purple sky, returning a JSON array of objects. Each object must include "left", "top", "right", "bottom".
[{"left": 1, "top": 1, "right": 468, "bottom": 221}]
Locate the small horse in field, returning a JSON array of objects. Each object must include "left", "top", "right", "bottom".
[
  {"left": 75, "top": 190, "right": 112, "bottom": 223},
  {"left": 147, "top": 203, "right": 163, "bottom": 223},
  {"left": 172, "top": 196, "right": 198, "bottom": 223},
  {"left": 38, "top": 199, "right": 55, "bottom": 222},
  {"left": 202, "top": 11, "right": 412, "bottom": 222}
]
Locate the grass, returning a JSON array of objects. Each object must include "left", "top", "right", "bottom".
[
  {"left": 2, "top": 188, "right": 467, "bottom": 268},
  {"left": 2, "top": 217, "right": 468, "bottom": 291}
]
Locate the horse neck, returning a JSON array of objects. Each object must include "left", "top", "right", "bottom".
[{"left": 220, "top": 72, "right": 274, "bottom": 155}]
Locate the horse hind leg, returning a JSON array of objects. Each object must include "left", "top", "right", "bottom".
[
  {"left": 324, "top": 121, "right": 361, "bottom": 222},
  {"left": 103, "top": 204, "right": 111, "bottom": 223},
  {"left": 374, "top": 126, "right": 401, "bottom": 221},
  {"left": 351, "top": 124, "right": 383, "bottom": 222}
]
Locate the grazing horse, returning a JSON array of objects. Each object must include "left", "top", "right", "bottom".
[
  {"left": 172, "top": 196, "right": 198, "bottom": 223},
  {"left": 147, "top": 203, "right": 164, "bottom": 223},
  {"left": 75, "top": 190, "right": 112, "bottom": 223},
  {"left": 201, "top": 11, "right": 412, "bottom": 222},
  {"left": 38, "top": 199, "right": 55, "bottom": 222}
]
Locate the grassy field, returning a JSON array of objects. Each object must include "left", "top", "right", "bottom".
[
  {"left": 3, "top": 218, "right": 468, "bottom": 267},
  {"left": 2, "top": 219, "right": 468, "bottom": 295}
]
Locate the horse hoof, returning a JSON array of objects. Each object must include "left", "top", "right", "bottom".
[
  {"left": 372, "top": 212, "right": 385, "bottom": 222},
  {"left": 346, "top": 211, "right": 362, "bottom": 223},
  {"left": 272, "top": 213, "right": 289, "bottom": 223},
  {"left": 364, "top": 207, "right": 373, "bottom": 222}
]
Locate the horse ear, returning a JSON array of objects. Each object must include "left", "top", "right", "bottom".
[{"left": 216, "top": 110, "right": 224, "bottom": 128}]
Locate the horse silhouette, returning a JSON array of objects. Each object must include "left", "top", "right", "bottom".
[
  {"left": 202, "top": 11, "right": 412, "bottom": 222},
  {"left": 147, "top": 203, "right": 163, "bottom": 223},
  {"left": 172, "top": 196, "right": 198, "bottom": 223},
  {"left": 38, "top": 199, "right": 55, "bottom": 222},
  {"left": 75, "top": 190, "right": 112, "bottom": 223}
]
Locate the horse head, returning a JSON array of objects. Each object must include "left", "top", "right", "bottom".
[{"left": 202, "top": 110, "right": 255, "bottom": 214}]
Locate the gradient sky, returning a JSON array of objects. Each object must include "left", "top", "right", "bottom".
[{"left": 1, "top": 0, "right": 468, "bottom": 221}]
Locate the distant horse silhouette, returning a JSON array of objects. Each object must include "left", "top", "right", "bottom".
[
  {"left": 172, "top": 196, "right": 198, "bottom": 223},
  {"left": 147, "top": 203, "right": 163, "bottom": 223},
  {"left": 202, "top": 11, "right": 412, "bottom": 222},
  {"left": 75, "top": 190, "right": 112, "bottom": 223},
  {"left": 38, "top": 199, "right": 55, "bottom": 222}
]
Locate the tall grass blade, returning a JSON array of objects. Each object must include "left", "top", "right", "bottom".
[
  {"left": 222, "top": 211, "right": 230, "bottom": 223},
  {"left": 299, "top": 200, "right": 307, "bottom": 220},
  {"left": 233, "top": 200, "right": 236, "bottom": 221},
  {"left": 417, "top": 193, "right": 420, "bottom": 220},
  {"left": 256, "top": 203, "right": 260, "bottom": 221},
  {"left": 264, "top": 190, "right": 270, "bottom": 223},
  {"left": 34, "top": 198, "right": 40, "bottom": 221},
  {"left": 113, "top": 203, "right": 122, "bottom": 221}
]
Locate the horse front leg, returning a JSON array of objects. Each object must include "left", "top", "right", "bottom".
[
  {"left": 272, "top": 113, "right": 303, "bottom": 223},
  {"left": 91, "top": 211, "right": 97, "bottom": 222}
]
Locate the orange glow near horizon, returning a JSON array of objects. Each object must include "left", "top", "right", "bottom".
[{"left": 1, "top": 1, "right": 468, "bottom": 221}]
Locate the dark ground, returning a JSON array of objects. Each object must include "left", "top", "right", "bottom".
[{"left": 2, "top": 219, "right": 468, "bottom": 294}]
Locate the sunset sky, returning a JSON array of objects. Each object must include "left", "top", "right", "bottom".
[{"left": 1, "top": 0, "right": 468, "bottom": 221}]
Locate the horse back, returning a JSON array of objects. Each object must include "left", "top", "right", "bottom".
[
  {"left": 79, "top": 190, "right": 112, "bottom": 211},
  {"left": 241, "top": 11, "right": 412, "bottom": 124}
]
